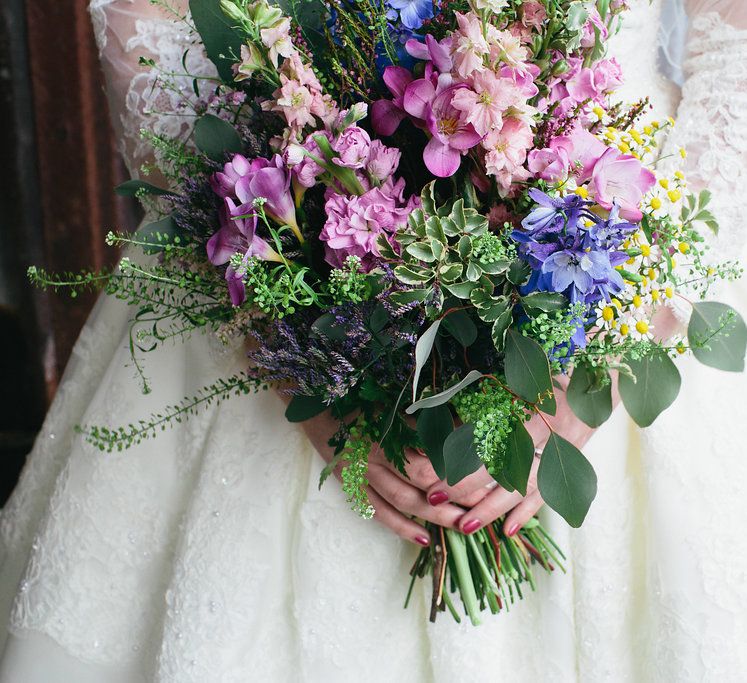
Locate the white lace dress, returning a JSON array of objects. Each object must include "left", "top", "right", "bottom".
[{"left": 1, "top": 1, "right": 746, "bottom": 681}]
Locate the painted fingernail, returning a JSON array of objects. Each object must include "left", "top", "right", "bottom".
[
  {"left": 428, "top": 491, "right": 449, "bottom": 506},
  {"left": 415, "top": 535, "right": 430, "bottom": 547},
  {"left": 462, "top": 519, "right": 482, "bottom": 534},
  {"left": 507, "top": 523, "right": 519, "bottom": 537}
]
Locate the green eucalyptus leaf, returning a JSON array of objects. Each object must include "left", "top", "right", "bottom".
[
  {"left": 537, "top": 433, "right": 597, "bottom": 528},
  {"left": 285, "top": 394, "right": 327, "bottom": 422},
  {"left": 443, "top": 423, "right": 483, "bottom": 485},
  {"left": 619, "top": 350, "right": 681, "bottom": 427},
  {"left": 566, "top": 365, "right": 613, "bottom": 428},
  {"left": 503, "top": 420, "right": 534, "bottom": 495},
  {"left": 417, "top": 404, "right": 454, "bottom": 480},
  {"left": 442, "top": 309, "right": 478, "bottom": 347},
  {"left": 688, "top": 301, "right": 747, "bottom": 372},
  {"left": 406, "top": 370, "right": 484, "bottom": 415},
  {"left": 193, "top": 114, "right": 242, "bottom": 160},
  {"left": 504, "top": 329, "right": 556, "bottom": 414},
  {"left": 412, "top": 319, "right": 441, "bottom": 402}
]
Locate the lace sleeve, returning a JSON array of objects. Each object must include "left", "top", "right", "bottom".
[
  {"left": 663, "top": 1, "right": 747, "bottom": 260},
  {"left": 89, "top": 0, "right": 216, "bottom": 179}
]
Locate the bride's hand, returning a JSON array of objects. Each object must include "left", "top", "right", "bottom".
[{"left": 289, "top": 400, "right": 467, "bottom": 547}]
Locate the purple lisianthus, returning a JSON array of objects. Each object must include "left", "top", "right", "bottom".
[
  {"left": 387, "top": 0, "right": 434, "bottom": 30},
  {"left": 320, "top": 177, "right": 418, "bottom": 270}
]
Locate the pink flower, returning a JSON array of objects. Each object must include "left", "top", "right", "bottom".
[
  {"left": 332, "top": 126, "right": 371, "bottom": 169},
  {"left": 404, "top": 80, "right": 482, "bottom": 177},
  {"left": 451, "top": 13, "right": 490, "bottom": 78},
  {"left": 371, "top": 66, "right": 415, "bottom": 136},
  {"left": 210, "top": 154, "right": 259, "bottom": 198},
  {"left": 527, "top": 135, "right": 573, "bottom": 182},
  {"left": 366, "top": 140, "right": 401, "bottom": 182},
  {"left": 260, "top": 18, "right": 294, "bottom": 66},
  {"left": 405, "top": 35, "right": 453, "bottom": 73},
  {"left": 285, "top": 132, "right": 332, "bottom": 188},
  {"left": 320, "top": 178, "right": 418, "bottom": 269},
  {"left": 267, "top": 76, "right": 315, "bottom": 129},
  {"left": 451, "top": 71, "right": 510, "bottom": 137},
  {"left": 482, "top": 118, "right": 533, "bottom": 191},
  {"left": 580, "top": 8, "right": 608, "bottom": 49},
  {"left": 590, "top": 148, "right": 656, "bottom": 221},
  {"left": 521, "top": 1, "right": 547, "bottom": 29},
  {"left": 567, "top": 127, "right": 609, "bottom": 182},
  {"left": 565, "top": 58, "right": 623, "bottom": 104}
]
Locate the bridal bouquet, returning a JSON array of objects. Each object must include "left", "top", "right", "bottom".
[{"left": 30, "top": 0, "right": 746, "bottom": 625}]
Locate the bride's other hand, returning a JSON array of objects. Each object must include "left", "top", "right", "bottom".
[{"left": 289, "top": 400, "right": 466, "bottom": 547}]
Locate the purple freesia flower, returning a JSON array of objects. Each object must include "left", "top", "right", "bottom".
[
  {"left": 387, "top": 0, "right": 434, "bottom": 30},
  {"left": 371, "top": 66, "right": 415, "bottom": 136},
  {"left": 403, "top": 81, "right": 482, "bottom": 177},
  {"left": 206, "top": 201, "right": 281, "bottom": 306}
]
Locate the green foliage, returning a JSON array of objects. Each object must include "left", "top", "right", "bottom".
[
  {"left": 115, "top": 179, "right": 174, "bottom": 197},
  {"left": 285, "top": 394, "right": 328, "bottom": 422},
  {"left": 326, "top": 255, "right": 370, "bottom": 305},
  {"left": 190, "top": 0, "right": 245, "bottom": 82},
  {"left": 619, "top": 349, "right": 681, "bottom": 427},
  {"left": 687, "top": 301, "right": 747, "bottom": 372},
  {"left": 502, "top": 419, "right": 535, "bottom": 496},
  {"left": 416, "top": 404, "right": 454, "bottom": 480},
  {"left": 451, "top": 380, "right": 525, "bottom": 474},
  {"left": 406, "top": 370, "right": 484, "bottom": 415},
  {"left": 442, "top": 423, "right": 484, "bottom": 485},
  {"left": 339, "top": 426, "right": 375, "bottom": 519},
  {"left": 504, "top": 329, "right": 556, "bottom": 414},
  {"left": 521, "top": 302, "right": 583, "bottom": 373},
  {"left": 537, "top": 432, "right": 598, "bottom": 528},
  {"left": 566, "top": 364, "right": 613, "bottom": 428},
  {"left": 193, "top": 113, "right": 243, "bottom": 160}
]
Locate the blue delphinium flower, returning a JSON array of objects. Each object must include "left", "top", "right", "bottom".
[{"left": 386, "top": 0, "right": 434, "bottom": 30}]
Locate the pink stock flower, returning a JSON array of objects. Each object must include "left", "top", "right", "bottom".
[
  {"left": 580, "top": 8, "right": 609, "bottom": 49},
  {"left": 260, "top": 18, "right": 294, "bottom": 66},
  {"left": 404, "top": 80, "right": 482, "bottom": 177},
  {"left": 527, "top": 135, "right": 573, "bottom": 182},
  {"left": 565, "top": 58, "right": 623, "bottom": 104},
  {"left": 482, "top": 117, "right": 533, "bottom": 191},
  {"left": 371, "top": 66, "right": 415, "bottom": 136},
  {"left": 332, "top": 126, "right": 371, "bottom": 169},
  {"left": 285, "top": 132, "right": 332, "bottom": 188},
  {"left": 521, "top": 0, "right": 547, "bottom": 29},
  {"left": 488, "top": 28, "right": 529, "bottom": 70},
  {"left": 451, "top": 13, "right": 490, "bottom": 78},
  {"left": 590, "top": 148, "right": 656, "bottom": 221},
  {"left": 366, "top": 140, "right": 401, "bottom": 182},
  {"left": 450, "top": 71, "right": 510, "bottom": 137},
  {"left": 320, "top": 178, "right": 418, "bottom": 269},
  {"left": 268, "top": 77, "right": 315, "bottom": 129}
]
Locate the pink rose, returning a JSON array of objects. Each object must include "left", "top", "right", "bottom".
[
  {"left": 590, "top": 148, "right": 656, "bottom": 221},
  {"left": 527, "top": 135, "right": 573, "bottom": 182}
]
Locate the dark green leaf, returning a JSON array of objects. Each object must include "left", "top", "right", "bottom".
[
  {"left": 193, "top": 114, "right": 242, "bottom": 160},
  {"left": 566, "top": 365, "right": 613, "bottom": 428},
  {"left": 389, "top": 288, "right": 429, "bottom": 306},
  {"left": 442, "top": 310, "right": 478, "bottom": 347},
  {"left": 491, "top": 307, "right": 513, "bottom": 351},
  {"left": 285, "top": 394, "right": 327, "bottom": 422},
  {"left": 443, "top": 423, "right": 483, "bottom": 485},
  {"left": 503, "top": 420, "right": 534, "bottom": 495},
  {"left": 507, "top": 259, "right": 532, "bottom": 286},
  {"left": 688, "top": 301, "right": 747, "bottom": 372},
  {"left": 189, "top": 0, "right": 245, "bottom": 82},
  {"left": 521, "top": 291, "right": 568, "bottom": 313},
  {"left": 416, "top": 404, "right": 454, "bottom": 479},
  {"left": 537, "top": 433, "right": 597, "bottom": 527},
  {"left": 115, "top": 179, "right": 173, "bottom": 197},
  {"left": 619, "top": 350, "right": 681, "bottom": 427},
  {"left": 504, "top": 330, "right": 556, "bottom": 414}
]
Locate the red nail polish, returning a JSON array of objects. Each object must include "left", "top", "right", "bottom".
[
  {"left": 507, "top": 523, "right": 519, "bottom": 537},
  {"left": 462, "top": 519, "right": 482, "bottom": 534},
  {"left": 428, "top": 491, "right": 449, "bottom": 506},
  {"left": 415, "top": 535, "right": 430, "bottom": 547}
]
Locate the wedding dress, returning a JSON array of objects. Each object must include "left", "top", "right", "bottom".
[{"left": 1, "top": 1, "right": 746, "bottom": 681}]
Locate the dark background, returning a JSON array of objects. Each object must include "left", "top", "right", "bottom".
[{"left": 0, "top": 0, "right": 139, "bottom": 504}]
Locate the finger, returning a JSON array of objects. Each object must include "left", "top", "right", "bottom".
[
  {"left": 374, "top": 447, "right": 441, "bottom": 493},
  {"left": 425, "top": 467, "right": 496, "bottom": 507},
  {"left": 367, "top": 488, "right": 431, "bottom": 547},
  {"left": 503, "top": 490, "right": 544, "bottom": 537},
  {"left": 456, "top": 486, "right": 523, "bottom": 534},
  {"left": 368, "top": 464, "right": 465, "bottom": 528}
]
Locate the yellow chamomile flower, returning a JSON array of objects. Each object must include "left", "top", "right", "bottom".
[
  {"left": 630, "top": 311, "right": 654, "bottom": 340},
  {"left": 595, "top": 304, "right": 616, "bottom": 330}
]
